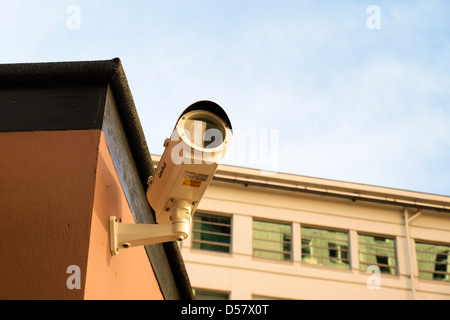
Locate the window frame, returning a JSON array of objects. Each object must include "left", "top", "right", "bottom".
[
  {"left": 252, "top": 218, "right": 293, "bottom": 262},
  {"left": 193, "top": 288, "right": 230, "bottom": 300},
  {"left": 357, "top": 232, "right": 398, "bottom": 276},
  {"left": 415, "top": 240, "right": 450, "bottom": 283},
  {"left": 300, "top": 225, "right": 351, "bottom": 270},
  {"left": 191, "top": 212, "right": 232, "bottom": 254}
]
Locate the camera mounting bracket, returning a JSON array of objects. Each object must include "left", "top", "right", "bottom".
[{"left": 109, "top": 199, "right": 192, "bottom": 255}]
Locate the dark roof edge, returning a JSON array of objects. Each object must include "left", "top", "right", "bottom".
[
  {"left": 108, "top": 58, "right": 155, "bottom": 188},
  {"left": 109, "top": 59, "right": 194, "bottom": 300},
  {"left": 0, "top": 59, "right": 117, "bottom": 86},
  {"left": 0, "top": 58, "right": 193, "bottom": 299}
]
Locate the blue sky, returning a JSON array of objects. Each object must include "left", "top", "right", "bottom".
[{"left": 2, "top": 1, "right": 450, "bottom": 195}]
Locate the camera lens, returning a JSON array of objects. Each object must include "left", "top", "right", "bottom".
[{"left": 183, "top": 115, "right": 225, "bottom": 149}]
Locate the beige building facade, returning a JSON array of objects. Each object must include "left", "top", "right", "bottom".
[{"left": 167, "top": 157, "right": 450, "bottom": 300}]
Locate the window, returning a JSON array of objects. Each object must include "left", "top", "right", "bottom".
[
  {"left": 415, "top": 241, "right": 450, "bottom": 282},
  {"left": 252, "top": 295, "right": 281, "bottom": 300},
  {"left": 358, "top": 234, "right": 397, "bottom": 275},
  {"left": 301, "top": 239, "right": 312, "bottom": 257},
  {"left": 301, "top": 226, "right": 350, "bottom": 270},
  {"left": 253, "top": 220, "right": 292, "bottom": 261},
  {"left": 192, "top": 213, "right": 231, "bottom": 253},
  {"left": 193, "top": 289, "right": 229, "bottom": 300}
]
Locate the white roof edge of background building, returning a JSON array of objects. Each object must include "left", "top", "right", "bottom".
[{"left": 151, "top": 154, "right": 450, "bottom": 213}]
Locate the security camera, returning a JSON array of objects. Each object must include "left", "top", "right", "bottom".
[
  {"left": 110, "top": 100, "right": 233, "bottom": 255},
  {"left": 147, "top": 100, "right": 233, "bottom": 224}
]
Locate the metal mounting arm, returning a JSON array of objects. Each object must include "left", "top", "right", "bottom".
[{"left": 110, "top": 200, "right": 192, "bottom": 255}]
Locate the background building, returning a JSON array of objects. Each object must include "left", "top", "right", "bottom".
[{"left": 151, "top": 156, "right": 450, "bottom": 300}]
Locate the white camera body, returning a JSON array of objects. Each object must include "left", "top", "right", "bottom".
[
  {"left": 110, "top": 100, "right": 232, "bottom": 255},
  {"left": 147, "top": 101, "right": 233, "bottom": 225}
]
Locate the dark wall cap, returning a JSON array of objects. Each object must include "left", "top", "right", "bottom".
[{"left": 0, "top": 58, "right": 121, "bottom": 87}]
